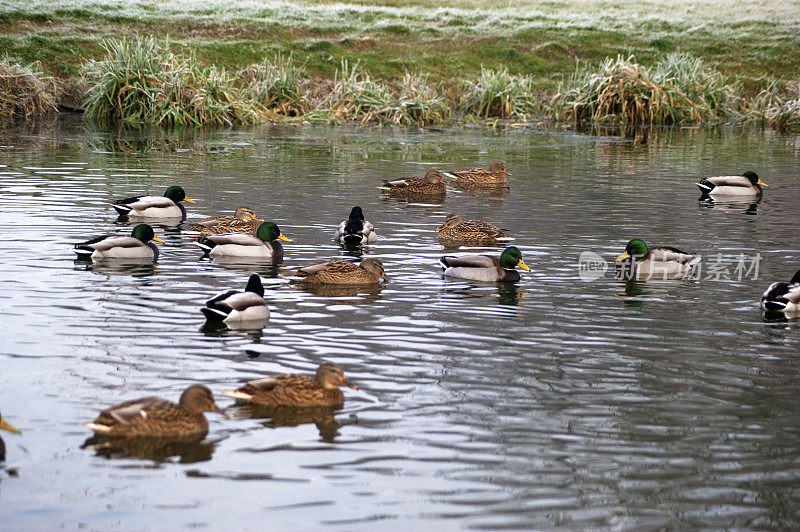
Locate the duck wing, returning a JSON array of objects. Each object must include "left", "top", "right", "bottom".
[
  {"left": 76, "top": 235, "right": 144, "bottom": 253},
  {"left": 97, "top": 397, "right": 170, "bottom": 425},
  {"left": 297, "top": 260, "right": 359, "bottom": 277},
  {"left": 204, "top": 233, "right": 264, "bottom": 246},
  {"left": 649, "top": 247, "right": 697, "bottom": 264},
  {"left": 439, "top": 254, "right": 498, "bottom": 269}
]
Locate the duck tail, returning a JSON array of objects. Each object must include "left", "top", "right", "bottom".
[
  {"left": 438, "top": 256, "right": 451, "bottom": 270},
  {"left": 695, "top": 179, "right": 714, "bottom": 195},
  {"left": 201, "top": 307, "right": 230, "bottom": 322},
  {"left": 112, "top": 203, "right": 133, "bottom": 216},
  {"left": 762, "top": 298, "right": 789, "bottom": 312},
  {"left": 195, "top": 238, "right": 215, "bottom": 255}
]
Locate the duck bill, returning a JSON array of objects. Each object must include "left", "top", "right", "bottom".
[
  {"left": 382, "top": 273, "right": 391, "bottom": 283},
  {"left": 0, "top": 418, "right": 21, "bottom": 434},
  {"left": 254, "top": 217, "right": 265, "bottom": 222},
  {"left": 615, "top": 251, "right": 630, "bottom": 262},
  {"left": 213, "top": 404, "right": 229, "bottom": 419},
  {"left": 278, "top": 233, "right": 292, "bottom": 242},
  {"left": 152, "top": 235, "right": 165, "bottom": 243},
  {"left": 505, "top": 171, "right": 512, "bottom": 176},
  {"left": 435, "top": 226, "right": 443, "bottom": 232},
  {"left": 757, "top": 179, "right": 769, "bottom": 187},
  {"left": 341, "top": 378, "right": 358, "bottom": 390},
  {"left": 517, "top": 259, "right": 531, "bottom": 271},
  {"left": 184, "top": 197, "right": 197, "bottom": 204}
]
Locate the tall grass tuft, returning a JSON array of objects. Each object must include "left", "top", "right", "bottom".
[
  {"left": 238, "top": 54, "right": 308, "bottom": 117},
  {"left": 322, "top": 60, "right": 396, "bottom": 124},
  {"left": 550, "top": 54, "right": 739, "bottom": 127},
  {"left": 390, "top": 72, "right": 451, "bottom": 126},
  {"left": 83, "top": 36, "right": 261, "bottom": 126},
  {"left": 746, "top": 79, "right": 800, "bottom": 130},
  {"left": 0, "top": 58, "right": 59, "bottom": 119},
  {"left": 459, "top": 67, "right": 539, "bottom": 118}
]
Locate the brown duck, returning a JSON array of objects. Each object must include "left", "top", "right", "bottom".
[
  {"left": 442, "top": 161, "right": 510, "bottom": 186},
  {"left": 379, "top": 170, "right": 446, "bottom": 197},
  {"left": 295, "top": 258, "right": 390, "bottom": 285},
  {"left": 86, "top": 385, "right": 227, "bottom": 438},
  {"left": 187, "top": 206, "right": 264, "bottom": 236},
  {"left": 223, "top": 362, "right": 356, "bottom": 408},
  {"left": 436, "top": 213, "right": 513, "bottom": 247}
]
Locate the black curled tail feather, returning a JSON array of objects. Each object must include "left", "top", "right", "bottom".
[
  {"left": 696, "top": 179, "right": 714, "bottom": 195},
  {"left": 195, "top": 237, "right": 216, "bottom": 255}
]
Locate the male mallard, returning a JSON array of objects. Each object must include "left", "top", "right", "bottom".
[
  {"left": 436, "top": 213, "right": 513, "bottom": 247},
  {"left": 761, "top": 269, "right": 800, "bottom": 313},
  {"left": 379, "top": 170, "right": 446, "bottom": 197},
  {"left": 196, "top": 221, "right": 291, "bottom": 259},
  {"left": 201, "top": 274, "right": 270, "bottom": 324},
  {"left": 442, "top": 161, "right": 510, "bottom": 186},
  {"left": 86, "top": 385, "right": 227, "bottom": 439},
  {"left": 295, "top": 258, "right": 390, "bottom": 285},
  {"left": 439, "top": 246, "right": 530, "bottom": 282},
  {"left": 696, "top": 171, "right": 768, "bottom": 199},
  {"left": 615, "top": 238, "right": 699, "bottom": 280},
  {"left": 112, "top": 186, "right": 196, "bottom": 218},
  {"left": 223, "top": 362, "right": 356, "bottom": 408},
  {"left": 187, "top": 206, "right": 263, "bottom": 236},
  {"left": 334, "top": 206, "right": 376, "bottom": 245},
  {"left": 0, "top": 413, "right": 21, "bottom": 462},
  {"left": 74, "top": 224, "right": 164, "bottom": 261}
]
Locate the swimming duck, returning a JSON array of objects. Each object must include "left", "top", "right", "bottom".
[
  {"left": 201, "top": 274, "right": 270, "bottom": 324},
  {"left": 334, "top": 206, "right": 377, "bottom": 245},
  {"left": 442, "top": 161, "right": 510, "bottom": 186},
  {"left": 615, "top": 239, "right": 699, "bottom": 280},
  {"left": 436, "top": 213, "right": 513, "bottom": 247},
  {"left": 379, "top": 170, "right": 446, "bottom": 197},
  {"left": 0, "top": 413, "right": 21, "bottom": 462},
  {"left": 112, "top": 186, "right": 196, "bottom": 219},
  {"left": 761, "top": 269, "right": 800, "bottom": 313},
  {"left": 295, "top": 258, "right": 390, "bottom": 285},
  {"left": 187, "top": 206, "right": 263, "bottom": 236},
  {"left": 86, "top": 385, "right": 227, "bottom": 439},
  {"left": 696, "top": 171, "right": 768, "bottom": 199},
  {"left": 74, "top": 224, "right": 164, "bottom": 261},
  {"left": 223, "top": 362, "right": 356, "bottom": 408},
  {"left": 439, "top": 246, "right": 530, "bottom": 282},
  {"left": 196, "top": 221, "right": 291, "bottom": 259}
]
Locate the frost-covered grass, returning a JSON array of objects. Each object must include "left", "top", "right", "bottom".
[
  {"left": 459, "top": 67, "right": 539, "bottom": 118},
  {"left": 0, "top": 58, "right": 58, "bottom": 119}
]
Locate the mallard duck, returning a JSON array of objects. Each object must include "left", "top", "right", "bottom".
[
  {"left": 696, "top": 171, "right": 768, "bottom": 198},
  {"left": 223, "top": 362, "right": 356, "bottom": 408},
  {"left": 196, "top": 221, "right": 291, "bottom": 259},
  {"left": 615, "top": 239, "right": 699, "bottom": 280},
  {"left": 295, "top": 258, "right": 390, "bottom": 285},
  {"left": 112, "top": 186, "right": 196, "bottom": 218},
  {"left": 74, "top": 224, "right": 164, "bottom": 261},
  {"left": 761, "top": 269, "right": 800, "bottom": 313},
  {"left": 436, "top": 213, "right": 513, "bottom": 247},
  {"left": 201, "top": 274, "right": 270, "bottom": 324},
  {"left": 442, "top": 161, "right": 510, "bottom": 186},
  {"left": 187, "top": 206, "right": 263, "bottom": 236},
  {"left": 379, "top": 170, "right": 446, "bottom": 197},
  {"left": 334, "top": 206, "right": 377, "bottom": 245},
  {"left": 86, "top": 385, "right": 227, "bottom": 439},
  {"left": 0, "top": 413, "right": 21, "bottom": 462},
  {"left": 439, "top": 246, "right": 530, "bottom": 282}
]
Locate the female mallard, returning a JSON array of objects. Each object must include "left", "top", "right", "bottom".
[
  {"left": 202, "top": 274, "right": 270, "bottom": 324},
  {"left": 223, "top": 362, "right": 356, "bottom": 408},
  {"left": 334, "top": 206, "right": 376, "bottom": 245},
  {"left": 379, "top": 170, "right": 446, "bottom": 197},
  {"left": 442, "top": 161, "right": 510, "bottom": 186},
  {"left": 696, "top": 171, "right": 768, "bottom": 199},
  {"left": 436, "top": 213, "right": 513, "bottom": 247},
  {"left": 761, "top": 269, "right": 800, "bottom": 313},
  {"left": 439, "top": 246, "right": 530, "bottom": 282},
  {"left": 0, "top": 413, "right": 21, "bottom": 462},
  {"left": 86, "top": 385, "right": 227, "bottom": 439},
  {"left": 74, "top": 224, "right": 164, "bottom": 261},
  {"left": 615, "top": 238, "right": 699, "bottom": 280},
  {"left": 295, "top": 258, "right": 390, "bottom": 285},
  {"left": 112, "top": 186, "right": 196, "bottom": 219},
  {"left": 196, "top": 221, "right": 291, "bottom": 259},
  {"left": 187, "top": 206, "right": 263, "bottom": 236}
]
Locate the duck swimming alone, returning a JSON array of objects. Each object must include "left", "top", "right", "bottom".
[
  {"left": 439, "top": 246, "right": 530, "bottom": 282},
  {"left": 187, "top": 206, "right": 263, "bottom": 236},
  {"left": 442, "top": 161, "right": 510, "bottom": 187},
  {"left": 615, "top": 238, "right": 699, "bottom": 280},
  {"left": 0, "top": 413, "right": 21, "bottom": 462},
  {"left": 223, "top": 362, "right": 356, "bottom": 408},
  {"left": 696, "top": 171, "right": 768, "bottom": 199},
  {"left": 112, "top": 186, "right": 196, "bottom": 219},
  {"left": 196, "top": 221, "right": 291, "bottom": 259},
  {"left": 295, "top": 258, "right": 390, "bottom": 285},
  {"left": 379, "top": 170, "right": 446, "bottom": 197},
  {"left": 201, "top": 274, "right": 270, "bottom": 325},
  {"left": 334, "top": 206, "right": 377, "bottom": 245},
  {"left": 436, "top": 213, "right": 513, "bottom": 247},
  {"left": 74, "top": 224, "right": 164, "bottom": 261},
  {"left": 761, "top": 269, "right": 800, "bottom": 313}
]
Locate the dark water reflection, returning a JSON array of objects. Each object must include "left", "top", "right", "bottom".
[{"left": 1, "top": 117, "right": 799, "bottom": 529}]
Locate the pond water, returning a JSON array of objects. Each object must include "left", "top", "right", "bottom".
[{"left": 1, "top": 117, "right": 799, "bottom": 529}]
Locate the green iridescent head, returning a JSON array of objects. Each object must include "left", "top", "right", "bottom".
[
  {"left": 164, "top": 186, "right": 195, "bottom": 204},
  {"left": 616, "top": 238, "right": 649, "bottom": 261},
  {"left": 256, "top": 222, "right": 292, "bottom": 243},
  {"left": 131, "top": 224, "right": 163, "bottom": 243},
  {"left": 499, "top": 246, "right": 531, "bottom": 271}
]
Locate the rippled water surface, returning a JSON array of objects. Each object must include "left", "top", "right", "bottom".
[{"left": 1, "top": 118, "right": 799, "bottom": 529}]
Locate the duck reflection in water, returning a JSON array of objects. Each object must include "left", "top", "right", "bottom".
[
  {"left": 230, "top": 404, "right": 350, "bottom": 443},
  {"left": 698, "top": 198, "right": 759, "bottom": 215},
  {"left": 75, "top": 261, "right": 157, "bottom": 278},
  {"left": 81, "top": 435, "right": 217, "bottom": 464}
]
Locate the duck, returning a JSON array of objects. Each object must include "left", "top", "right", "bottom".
[
  {"left": 436, "top": 213, "right": 513, "bottom": 247},
  {"left": 0, "top": 413, "right": 21, "bottom": 462},
  {"left": 615, "top": 238, "right": 699, "bottom": 280},
  {"left": 696, "top": 171, "right": 768, "bottom": 199},
  {"left": 186, "top": 206, "right": 263, "bottom": 236},
  {"left": 196, "top": 221, "right": 291, "bottom": 259},
  {"left": 379, "top": 170, "right": 446, "bottom": 197},
  {"left": 86, "top": 385, "right": 227, "bottom": 439},
  {"left": 334, "top": 206, "right": 377, "bottom": 245},
  {"left": 439, "top": 246, "right": 530, "bottom": 282},
  {"left": 223, "top": 362, "right": 356, "bottom": 408},
  {"left": 295, "top": 258, "right": 390, "bottom": 285},
  {"left": 74, "top": 224, "right": 164, "bottom": 261},
  {"left": 442, "top": 161, "right": 510, "bottom": 186},
  {"left": 201, "top": 274, "right": 270, "bottom": 324},
  {"left": 761, "top": 269, "right": 800, "bottom": 313},
  {"left": 112, "top": 186, "right": 196, "bottom": 218}
]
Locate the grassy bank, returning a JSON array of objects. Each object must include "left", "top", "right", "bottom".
[{"left": 0, "top": 0, "right": 798, "bottom": 128}]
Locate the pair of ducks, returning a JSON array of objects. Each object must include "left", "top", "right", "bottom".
[
  {"left": 84, "top": 362, "right": 355, "bottom": 439},
  {"left": 379, "top": 161, "right": 510, "bottom": 197}
]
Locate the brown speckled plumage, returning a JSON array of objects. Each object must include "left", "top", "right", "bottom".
[
  {"left": 187, "top": 206, "right": 263, "bottom": 236},
  {"left": 436, "top": 213, "right": 510, "bottom": 247},
  {"left": 444, "top": 161, "right": 509, "bottom": 186},
  {"left": 380, "top": 170, "right": 446, "bottom": 197},
  {"left": 295, "top": 258, "right": 390, "bottom": 285}
]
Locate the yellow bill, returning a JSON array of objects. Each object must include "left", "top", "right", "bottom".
[
  {"left": 757, "top": 179, "right": 768, "bottom": 187},
  {"left": 278, "top": 233, "right": 292, "bottom": 242},
  {"left": 615, "top": 251, "right": 630, "bottom": 262},
  {"left": 0, "top": 417, "right": 20, "bottom": 434},
  {"left": 517, "top": 259, "right": 531, "bottom": 271}
]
